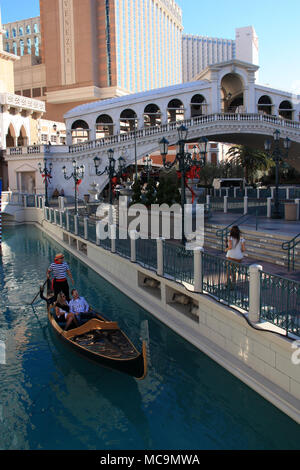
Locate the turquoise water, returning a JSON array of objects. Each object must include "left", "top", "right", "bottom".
[{"left": 0, "top": 225, "right": 299, "bottom": 450}]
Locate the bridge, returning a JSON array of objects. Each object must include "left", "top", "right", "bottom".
[{"left": 4, "top": 60, "right": 300, "bottom": 197}]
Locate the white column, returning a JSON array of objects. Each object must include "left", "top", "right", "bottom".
[
  {"left": 234, "top": 187, "right": 237, "bottom": 198},
  {"left": 271, "top": 187, "right": 275, "bottom": 199},
  {"left": 257, "top": 188, "right": 260, "bottom": 200},
  {"left": 130, "top": 230, "right": 137, "bottom": 263},
  {"left": 84, "top": 217, "right": 88, "bottom": 240},
  {"left": 224, "top": 196, "right": 228, "bottom": 214},
  {"left": 59, "top": 211, "right": 63, "bottom": 227},
  {"left": 66, "top": 211, "right": 70, "bottom": 232},
  {"left": 267, "top": 197, "right": 272, "bottom": 218},
  {"left": 295, "top": 199, "right": 300, "bottom": 221},
  {"left": 74, "top": 215, "right": 78, "bottom": 235},
  {"left": 286, "top": 188, "right": 290, "bottom": 200},
  {"left": 244, "top": 196, "right": 248, "bottom": 215},
  {"left": 59, "top": 196, "right": 65, "bottom": 211},
  {"left": 194, "top": 247, "right": 204, "bottom": 293},
  {"left": 206, "top": 195, "right": 210, "bottom": 206},
  {"left": 156, "top": 238, "right": 164, "bottom": 276},
  {"left": 110, "top": 224, "right": 116, "bottom": 253},
  {"left": 249, "top": 264, "right": 263, "bottom": 323}
]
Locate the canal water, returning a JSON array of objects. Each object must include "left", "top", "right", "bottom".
[{"left": 0, "top": 225, "right": 299, "bottom": 450}]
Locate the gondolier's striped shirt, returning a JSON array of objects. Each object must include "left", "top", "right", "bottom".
[{"left": 48, "top": 262, "right": 70, "bottom": 280}]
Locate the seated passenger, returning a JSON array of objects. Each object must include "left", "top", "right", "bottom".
[
  {"left": 68, "top": 289, "right": 90, "bottom": 322},
  {"left": 55, "top": 292, "right": 78, "bottom": 330}
]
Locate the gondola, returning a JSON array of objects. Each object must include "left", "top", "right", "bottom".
[{"left": 47, "top": 304, "right": 148, "bottom": 380}]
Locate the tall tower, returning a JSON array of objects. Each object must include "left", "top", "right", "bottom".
[
  {"left": 39, "top": 0, "right": 183, "bottom": 121},
  {"left": 235, "top": 26, "right": 259, "bottom": 66}
]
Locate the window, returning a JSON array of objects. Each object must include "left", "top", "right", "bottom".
[
  {"left": 12, "top": 41, "right": 17, "bottom": 55},
  {"left": 41, "top": 134, "right": 48, "bottom": 143},
  {"left": 23, "top": 89, "right": 31, "bottom": 97},
  {"left": 19, "top": 27, "right": 24, "bottom": 36},
  {"left": 5, "top": 30, "right": 9, "bottom": 38},
  {"left": 12, "top": 28, "right": 16, "bottom": 38},
  {"left": 5, "top": 43, "right": 9, "bottom": 53},
  {"left": 33, "top": 23, "right": 38, "bottom": 33},
  {"left": 26, "top": 25, "right": 31, "bottom": 35},
  {"left": 20, "top": 39, "right": 24, "bottom": 56},
  {"left": 27, "top": 38, "right": 31, "bottom": 54},
  {"left": 32, "top": 88, "right": 41, "bottom": 97}
]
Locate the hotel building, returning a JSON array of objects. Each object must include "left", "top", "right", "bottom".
[{"left": 182, "top": 26, "right": 259, "bottom": 82}]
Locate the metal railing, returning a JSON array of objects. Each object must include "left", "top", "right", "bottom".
[
  {"left": 40, "top": 208, "right": 300, "bottom": 337},
  {"left": 202, "top": 252, "right": 250, "bottom": 311},
  {"left": 282, "top": 233, "right": 300, "bottom": 271},
  {"left": 260, "top": 272, "right": 300, "bottom": 337}
]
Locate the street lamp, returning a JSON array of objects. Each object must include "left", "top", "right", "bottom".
[
  {"left": 144, "top": 154, "right": 153, "bottom": 182},
  {"left": 198, "top": 137, "right": 208, "bottom": 166},
  {"left": 62, "top": 160, "right": 85, "bottom": 215},
  {"left": 38, "top": 159, "right": 53, "bottom": 206},
  {"left": 159, "top": 125, "right": 203, "bottom": 245},
  {"left": 264, "top": 129, "right": 291, "bottom": 219},
  {"left": 94, "top": 149, "right": 127, "bottom": 206}
]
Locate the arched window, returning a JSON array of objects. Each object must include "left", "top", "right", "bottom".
[
  {"left": 167, "top": 99, "right": 184, "bottom": 123},
  {"left": 12, "top": 41, "right": 17, "bottom": 55},
  {"left": 120, "top": 109, "right": 137, "bottom": 133},
  {"left": 257, "top": 95, "right": 273, "bottom": 115},
  {"left": 19, "top": 27, "right": 24, "bottom": 36},
  {"left": 12, "top": 28, "right": 17, "bottom": 38},
  {"left": 190, "top": 94, "right": 207, "bottom": 117},
  {"left": 33, "top": 24, "right": 38, "bottom": 33},
  {"left": 279, "top": 100, "right": 293, "bottom": 120},
  {"left": 26, "top": 25, "right": 31, "bottom": 35},
  {"left": 144, "top": 104, "right": 161, "bottom": 127},
  {"left": 96, "top": 114, "right": 114, "bottom": 138},
  {"left": 71, "top": 120, "right": 89, "bottom": 144},
  {"left": 5, "top": 43, "right": 10, "bottom": 53},
  {"left": 5, "top": 30, "right": 9, "bottom": 39}
]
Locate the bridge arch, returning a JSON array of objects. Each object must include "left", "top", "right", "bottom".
[
  {"left": 120, "top": 109, "right": 137, "bottom": 133},
  {"left": 144, "top": 103, "right": 161, "bottom": 127},
  {"left": 279, "top": 100, "right": 293, "bottom": 120},
  {"left": 257, "top": 95, "right": 273, "bottom": 115},
  {"left": 190, "top": 94, "right": 207, "bottom": 117},
  {"left": 220, "top": 73, "right": 245, "bottom": 113},
  {"left": 96, "top": 114, "right": 114, "bottom": 138},
  {"left": 71, "top": 119, "right": 90, "bottom": 143},
  {"left": 167, "top": 98, "right": 184, "bottom": 123}
]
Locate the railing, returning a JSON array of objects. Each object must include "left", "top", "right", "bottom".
[
  {"left": 40, "top": 207, "right": 300, "bottom": 337},
  {"left": 260, "top": 272, "right": 300, "bottom": 337},
  {"left": 282, "top": 233, "right": 300, "bottom": 271},
  {"left": 203, "top": 252, "right": 249, "bottom": 311},
  {"left": 163, "top": 242, "right": 194, "bottom": 285},
  {"left": 68, "top": 113, "right": 300, "bottom": 153}
]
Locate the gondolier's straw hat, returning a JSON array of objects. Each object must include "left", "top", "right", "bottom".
[{"left": 54, "top": 253, "right": 64, "bottom": 260}]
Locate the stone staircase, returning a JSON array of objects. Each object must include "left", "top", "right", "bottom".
[{"left": 204, "top": 222, "right": 300, "bottom": 272}]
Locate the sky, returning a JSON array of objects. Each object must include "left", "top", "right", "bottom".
[{"left": 1, "top": 0, "right": 299, "bottom": 94}]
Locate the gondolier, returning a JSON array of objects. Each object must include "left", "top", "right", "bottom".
[{"left": 47, "top": 253, "right": 74, "bottom": 301}]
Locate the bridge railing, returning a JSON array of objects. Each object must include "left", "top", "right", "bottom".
[
  {"left": 68, "top": 113, "right": 300, "bottom": 154},
  {"left": 40, "top": 208, "right": 300, "bottom": 338}
]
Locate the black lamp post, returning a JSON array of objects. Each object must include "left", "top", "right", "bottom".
[
  {"left": 94, "top": 149, "right": 127, "bottom": 206},
  {"left": 144, "top": 154, "right": 153, "bottom": 182},
  {"left": 38, "top": 159, "right": 52, "bottom": 207},
  {"left": 62, "top": 160, "right": 85, "bottom": 215},
  {"left": 264, "top": 129, "right": 291, "bottom": 219},
  {"left": 159, "top": 125, "right": 203, "bottom": 245}
]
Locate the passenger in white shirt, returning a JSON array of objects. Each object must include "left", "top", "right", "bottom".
[{"left": 69, "top": 289, "right": 90, "bottom": 321}]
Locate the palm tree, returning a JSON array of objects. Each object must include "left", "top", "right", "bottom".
[{"left": 226, "top": 145, "right": 272, "bottom": 184}]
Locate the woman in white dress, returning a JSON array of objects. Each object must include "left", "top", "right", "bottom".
[{"left": 225, "top": 226, "right": 246, "bottom": 285}]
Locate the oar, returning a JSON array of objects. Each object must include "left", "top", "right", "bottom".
[{"left": 30, "top": 279, "right": 48, "bottom": 305}]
